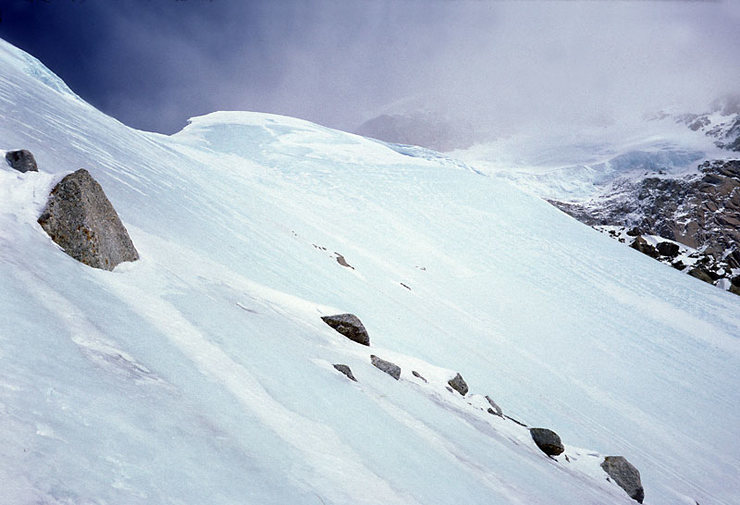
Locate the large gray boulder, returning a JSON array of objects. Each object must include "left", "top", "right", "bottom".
[
  {"left": 601, "top": 456, "right": 644, "bottom": 503},
  {"left": 5, "top": 149, "right": 38, "bottom": 172},
  {"left": 370, "top": 355, "right": 401, "bottom": 380},
  {"left": 447, "top": 373, "right": 468, "bottom": 396},
  {"left": 321, "top": 314, "right": 370, "bottom": 346},
  {"left": 37, "top": 169, "right": 139, "bottom": 270},
  {"left": 529, "top": 428, "right": 565, "bottom": 456}
]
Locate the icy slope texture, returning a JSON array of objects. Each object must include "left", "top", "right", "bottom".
[{"left": 1, "top": 38, "right": 740, "bottom": 505}]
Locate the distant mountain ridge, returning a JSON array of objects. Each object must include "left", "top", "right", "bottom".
[{"left": 672, "top": 95, "right": 740, "bottom": 152}]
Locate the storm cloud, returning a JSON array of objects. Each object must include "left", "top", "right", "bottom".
[{"left": 1, "top": 0, "right": 738, "bottom": 135}]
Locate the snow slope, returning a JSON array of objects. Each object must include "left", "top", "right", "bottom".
[{"left": 1, "top": 39, "right": 739, "bottom": 505}]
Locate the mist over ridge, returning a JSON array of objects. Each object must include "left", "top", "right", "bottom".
[{"left": 1, "top": 0, "right": 738, "bottom": 136}]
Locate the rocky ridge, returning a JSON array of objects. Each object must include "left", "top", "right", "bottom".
[
  {"left": 550, "top": 159, "right": 740, "bottom": 294},
  {"left": 672, "top": 95, "right": 740, "bottom": 152}
]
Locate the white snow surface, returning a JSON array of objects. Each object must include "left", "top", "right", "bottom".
[{"left": 1, "top": 39, "right": 739, "bottom": 505}]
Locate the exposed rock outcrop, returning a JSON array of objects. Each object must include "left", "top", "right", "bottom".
[
  {"left": 656, "top": 241, "right": 679, "bottom": 257},
  {"left": 37, "top": 169, "right": 138, "bottom": 270},
  {"left": 550, "top": 159, "right": 740, "bottom": 294},
  {"left": 333, "top": 364, "right": 357, "bottom": 382},
  {"left": 5, "top": 149, "right": 38, "bottom": 172},
  {"left": 447, "top": 373, "right": 468, "bottom": 396},
  {"left": 529, "top": 428, "right": 565, "bottom": 456},
  {"left": 321, "top": 313, "right": 370, "bottom": 346},
  {"left": 629, "top": 236, "right": 658, "bottom": 258},
  {"left": 688, "top": 267, "right": 716, "bottom": 284},
  {"left": 601, "top": 456, "right": 644, "bottom": 503},
  {"left": 370, "top": 355, "right": 401, "bottom": 380}
]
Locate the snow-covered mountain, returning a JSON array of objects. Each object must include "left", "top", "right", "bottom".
[
  {"left": 1, "top": 38, "right": 739, "bottom": 505},
  {"left": 437, "top": 100, "right": 739, "bottom": 294},
  {"left": 672, "top": 95, "right": 740, "bottom": 152}
]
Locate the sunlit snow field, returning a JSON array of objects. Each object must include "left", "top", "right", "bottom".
[{"left": 1, "top": 39, "right": 739, "bottom": 505}]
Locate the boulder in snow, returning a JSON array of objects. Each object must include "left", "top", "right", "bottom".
[
  {"left": 321, "top": 313, "right": 370, "bottom": 346},
  {"left": 37, "top": 169, "right": 139, "bottom": 270},
  {"left": 5, "top": 149, "right": 38, "bottom": 173},
  {"left": 370, "top": 355, "right": 401, "bottom": 380},
  {"left": 333, "top": 364, "right": 357, "bottom": 382},
  {"left": 688, "top": 267, "right": 715, "bottom": 284},
  {"left": 629, "top": 236, "right": 658, "bottom": 258},
  {"left": 529, "top": 428, "right": 565, "bottom": 456},
  {"left": 601, "top": 456, "right": 644, "bottom": 503},
  {"left": 656, "top": 241, "right": 680, "bottom": 257},
  {"left": 447, "top": 373, "right": 468, "bottom": 396}
]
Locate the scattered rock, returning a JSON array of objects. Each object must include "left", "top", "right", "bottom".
[
  {"left": 335, "top": 253, "right": 354, "bottom": 269},
  {"left": 447, "top": 373, "right": 468, "bottom": 396},
  {"left": 371, "top": 355, "right": 401, "bottom": 380},
  {"left": 626, "top": 227, "right": 642, "bottom": 237},
  {"left": 5, "top": 149, "right": 38, "bottom": 173},
  {"left": 601, "top": 456, "right": 644, "bottom": 503},
  {"left": 37, "top": 169, "right": 139, "bottom": 270},
  {"left": 656, "top": 241, "right": 680, "bottom": 257},
  {"left": 332, "top": 364, "right": 357, "bottom": 382},
  {"left": 529, "top": 428, "right": 565, "bottom": 456},
  {"left": 412, "top": 370, "right": 427, "bottom": 383},
  {"left": 671, "top": 260, "right": 685, "bottom": 270},
  {"left": 321, "top": 313, "right": 370, "bottom": 346},
  {"left": 688, "top": 267, "right": 715, "bottom": 284},
  {"left": 629, "top": 236, "right": 659, "bottom": 258},
  {"left": 485, "top": 395, "right": 503, "bottom": 417}
]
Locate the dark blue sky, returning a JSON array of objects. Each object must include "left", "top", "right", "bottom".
[{"left": 1, "top": 0, "right": 739, "bottom": 135}]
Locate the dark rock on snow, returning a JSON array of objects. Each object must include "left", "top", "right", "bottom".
[
  {"left": 629, "top": 236, "right": 659, "bottom": 258},
  {"left": 656, "top": 241, "right": 680, "bottom": 257},
  {"left": 485, "top": 395, "right": 503, "bottom": 417},
  {"left": 332, "top": 364, "right": 357, "bottom": 382},
  {"left": 688, "top": 267, "right": 715, "bottom": 284},
  {"left": 37, "top": 169, "right": 139, "bottom": 270},
  {"left": 334, "top": 253, "right": 354, "bottom": 269},
  {"left": 447, "top": 373, "right": 468, "bottom": 396},
  {"left": 529, "top": 428, "right": 565, "bottom": 456},
  {"left": 601, "top": 456, "right": 645, "bottom": 503},
  {"left": 504, "top": 415, "right": 528, "bottom": 427},
  {"left": 412, "top": 370, "right": 428, "bottom": 383},
  {"left": 370, "top": 355, "right": 401, "bottom": 380},
  {"left": 321, "top": 313, "right": 370, "bottom": 346},
  {"left": 5, "top": 149, "right": 38, "bottom": 172}
]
